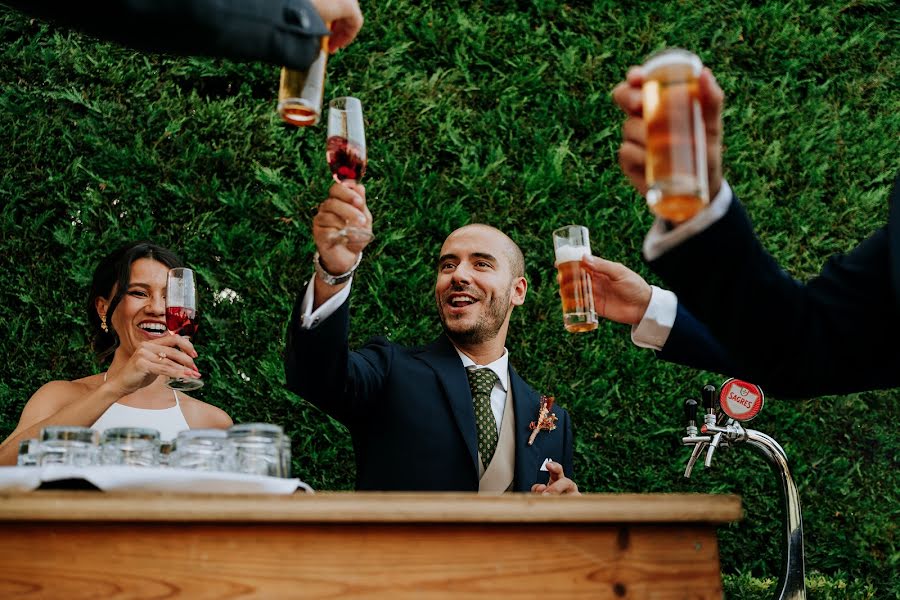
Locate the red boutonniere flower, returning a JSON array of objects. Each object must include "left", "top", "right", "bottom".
[{"left": 528, "top": 395, "right": 558, "bottom": 446}]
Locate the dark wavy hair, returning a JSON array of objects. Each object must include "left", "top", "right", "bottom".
[{"left": 87, "top": 241, "right": 184, "bottom": 361}]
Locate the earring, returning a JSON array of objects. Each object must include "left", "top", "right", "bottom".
[{"left": 100, "top": 315, "right": 108, "bottom": 333}]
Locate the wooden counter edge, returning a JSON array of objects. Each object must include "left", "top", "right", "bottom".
[{"left": 0, "top": 491, "right": 743, "bottom": 524}]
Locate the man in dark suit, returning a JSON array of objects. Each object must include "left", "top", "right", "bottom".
[
  {"left": 285, "top": 182, "right": 579, "bottom": 493},
  {"left": 3, "top": 0, "right": 363, "bottom": 70},
  {"left": 583, "top": 64, "right": 900, "bottom": 397}
]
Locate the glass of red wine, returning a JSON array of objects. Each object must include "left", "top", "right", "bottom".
[
  {"left": 326, "top": 96, "right": 372, "bottom": 244},
  {"left": 166, "top": 268, "right": 203, "bottom": 391}
]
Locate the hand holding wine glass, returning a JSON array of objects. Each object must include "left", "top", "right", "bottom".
[
  {"left": 311, "top": 181, "right": 372, "bottom": 277},
  {"left": 166, "top": 268, "right": 204, "bottom": 391},
  {"left": 326, "top": 96, "right": 372, "bottom": 245}
]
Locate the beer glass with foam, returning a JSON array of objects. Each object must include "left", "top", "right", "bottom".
[
  {"left": 553, "top": 225, "right": 598, "bottom": 333},
  {"left": 642, "top": 49, "right": 709, "bottom": 223}
]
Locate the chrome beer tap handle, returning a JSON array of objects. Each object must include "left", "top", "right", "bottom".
[
  {"left": 684, "top": 441, "right": 706, "bottom": 478},
  {"left": 681, "top": 398, "right": 708, "bottom": 478},
  {"left": 704, "top": 431, "right": 723, "bottom": 467}
]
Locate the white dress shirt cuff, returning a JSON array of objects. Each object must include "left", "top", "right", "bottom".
[
  {"left": 631, "top": 285, "right": 678, "bottom": 351},
  {"left": 642, "top": 180, "right": 733, "bottom": 261},
  {"left": 297, "top": 275, "right": 353, "bottom": 330}
]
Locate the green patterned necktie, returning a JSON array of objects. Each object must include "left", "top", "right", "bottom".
[{"left": 466, "top": 367, "right": 500, "bottom": 467}]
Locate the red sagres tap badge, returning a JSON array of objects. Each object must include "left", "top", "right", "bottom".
[
  {"left": 719, "top": 378, "right": 765, "bottom": 422},
  {"left": 528, "top": 395, "right": 558, "bottom": 446}
]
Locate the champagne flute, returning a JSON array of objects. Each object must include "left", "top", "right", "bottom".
[
  {"left": 166, "top": 268, "right": 203, "bottom": 391},
  {"left": 326, "top": 96, "right": 372, "bottom": 244}
]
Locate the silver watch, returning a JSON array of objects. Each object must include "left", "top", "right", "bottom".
[{"left": 313, "top": 251, "right": 362, "bottom": 285}]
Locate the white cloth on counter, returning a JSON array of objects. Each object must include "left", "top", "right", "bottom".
[{"left": 0, "top": 465, "right": 311, "bottom": 495}]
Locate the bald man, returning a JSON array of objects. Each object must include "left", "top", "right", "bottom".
[{"left": 285, "top": 182, "right": 578, "bottom": 494}]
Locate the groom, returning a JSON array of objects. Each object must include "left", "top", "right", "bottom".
[{"left": 285, "top": 182, "right": 578, "bottom": 493}]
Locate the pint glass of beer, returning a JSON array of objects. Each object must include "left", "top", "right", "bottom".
[
  {"left": 642, "top": 49, "right": 709, "bottom": 223},
  {"left": 553, "top": 225, "right": 598, "bottom": 333}
]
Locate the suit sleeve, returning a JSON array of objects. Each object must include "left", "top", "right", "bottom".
[
  {"left": 3, "top": 0, "right": 329, "bottom": 71},
  {"left": 560, "top": 410, "right": 574, "bottom": 479},
  {"left": 648, "top": 189, "right": 900, "bottom": 397},
  {"left": 285, "top": 297, "right": 393, "bottom": 424},
  {"left": 657, "top": 304, "right": 741, "bottom": 374}
]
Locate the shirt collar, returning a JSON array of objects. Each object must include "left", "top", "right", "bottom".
[{"left": 454, "top": 346, "right": 509, "bottom": 392}]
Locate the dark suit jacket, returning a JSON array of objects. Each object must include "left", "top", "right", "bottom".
[
  {"left": 285, "top": 300, "right": 574, "bottom": 491},
  {"left": 4, "top": 0, "right": 328, "bottom": 71},
  {"left": 649, "top": 175, "right": 900, "bottom": 398}
]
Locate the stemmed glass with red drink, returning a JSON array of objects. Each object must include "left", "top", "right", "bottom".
[
  {"left": 325, "top": 96, "right": 372, "bottom": 244},
  {"left": 166, "top": 268, "right": 203, "bottom": 391}
]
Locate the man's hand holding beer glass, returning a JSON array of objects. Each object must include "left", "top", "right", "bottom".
[
  {"left": 613, "top": 56, "right": 725, "bottom": 219},
  {"left": 311, "top": 181, "right": 373, "bottom": 308}
]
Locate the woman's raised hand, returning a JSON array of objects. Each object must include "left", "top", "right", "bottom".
[{"left": 104, "top": 335, "right": 201, "bottom": 396}]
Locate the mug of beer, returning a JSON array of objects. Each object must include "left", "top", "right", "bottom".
[
  {"left": 642, "top": 48, "right": 709, "bottom": 223},
  {"left": 553, "top": 225, "right": 598, "bottom": 333}
]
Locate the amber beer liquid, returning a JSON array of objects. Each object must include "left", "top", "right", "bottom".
[
  {"left": 553, "top": 226, "right": 598, "bottom": 333},
  {"left": 277, "top": 29, "right": 329, "bottom": 126},
  {"left": 642, "top": 49, "right": 709, "bottom": 223}
]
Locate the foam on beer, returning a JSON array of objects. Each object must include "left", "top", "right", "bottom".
[
  {"left": 642, "top": 48, "right": 702, "bottom": 77},
  {"left": 554, "top": 245, "right": 589, "bottom": 267}
]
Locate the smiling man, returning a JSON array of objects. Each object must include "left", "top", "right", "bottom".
[{"left": 285, "top": 182, "right": 578, "bottom": 493}]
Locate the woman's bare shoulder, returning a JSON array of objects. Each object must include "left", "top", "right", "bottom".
[
  {"left": 179, "top": 395, "right": 234, "bottom": 430},
  {"left": 16, "top": 374, "right": 104, "bottom": 425},
  {"left": 32, "top": 374, "right": 101, "bottom": 404}
]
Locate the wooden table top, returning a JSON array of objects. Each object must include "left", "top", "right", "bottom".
[{"left": 0, "top": 491, "right": 742, "bottom": 524}]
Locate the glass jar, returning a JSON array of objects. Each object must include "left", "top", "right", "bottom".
[
  {"left": 227, "top": 423, "right": 284, "bottom": 477},
  {"left": 100, "top": 427, "right": 161, "bottom": 467},
  {"left": 39, "top": 426, "right": 99, "bottom": 466},
  {"left": 17, "top": 438, "right": 41, "bottom": 466},
  {"left": 170, "top": 429, "right": 228, "bottom": 471}
]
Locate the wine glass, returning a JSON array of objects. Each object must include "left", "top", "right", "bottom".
[
  {"left": 326, "top": 96, "right": 372, "bottom": 244},
  {"left": 166, "top": 268, "right": 203, "bottom": 391}
]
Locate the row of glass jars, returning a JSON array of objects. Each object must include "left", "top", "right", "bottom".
[{"left": 17, "top": 423, "right": 291, "bottom": 478}]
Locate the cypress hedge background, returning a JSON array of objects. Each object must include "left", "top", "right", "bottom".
[{"left": 1, "top": 1, "right": 897, "bottom": 597}]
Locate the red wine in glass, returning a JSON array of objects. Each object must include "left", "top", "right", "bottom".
[
  {"left": 166, "top": 307, "right": 199, "bottom": 338},
  {"left": 166, "top": 268, "right": 203, "bottom": 391},
  {"left": 327, "top": 135, "right": 367, "bottom": 182},
  {"left": 326, "top": 96, "right": 372, "bottom": 244}
]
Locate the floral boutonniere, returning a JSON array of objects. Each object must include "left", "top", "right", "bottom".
[{"left": 528, "top": 395, "right": 558, "bottom": 445}]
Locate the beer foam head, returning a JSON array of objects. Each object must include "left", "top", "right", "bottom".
[
  {"left": 642, "top": 48, "right": 702, "bottom": 78},
  {"left": 554, "top": 244, "right": 589, "bottom": 266}
]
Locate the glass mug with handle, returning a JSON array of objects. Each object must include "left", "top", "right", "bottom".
[
  {"left": 553, "top": 225, "right": 598, "bottom": 333},
  {"left": 166, "top": 267, "right": 203, "bottom": 391},
  {"left": 642, "top": 48, "right": 709, "bottom": 223}
]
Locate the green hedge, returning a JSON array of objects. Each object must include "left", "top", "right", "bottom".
[{"left": 1, "top": 1, "right": 896, "bottom": 597}]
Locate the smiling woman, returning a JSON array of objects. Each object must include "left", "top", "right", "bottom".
[{"left": 0, "top": 241, "right": 233, "bottom": 465}]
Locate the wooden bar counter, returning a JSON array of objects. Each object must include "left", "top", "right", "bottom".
[{"left": 0, "top": 491, "right": 741, "bottom": 599}]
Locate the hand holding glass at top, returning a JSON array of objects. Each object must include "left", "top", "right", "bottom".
[
  {"left": 309, "top": 98, "right": 373, "bottom": 301},
  {"left": 613, "top": 49, "right": 724, "bottom": 223}
]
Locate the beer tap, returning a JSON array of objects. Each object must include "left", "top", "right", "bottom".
[
  {"left": 681, "top": 379, "right": 806, "bottom": 600},
  {"left": 681, "top": 398, "right": 707, "bottom": 478},
  {"left": 701, "top": 384, "right": 724, "bottom": 467}
]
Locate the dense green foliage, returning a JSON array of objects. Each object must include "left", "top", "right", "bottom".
[{"left": 1, "top": 1, "right": 897, "bottom": 596}]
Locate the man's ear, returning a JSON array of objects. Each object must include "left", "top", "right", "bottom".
[{"left": 510, "top": 277, "right": 527, "bottom": 307}]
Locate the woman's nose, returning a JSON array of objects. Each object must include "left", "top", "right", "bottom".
[{"left": 149, "top": 293, "right": 166, "bottom": 314}]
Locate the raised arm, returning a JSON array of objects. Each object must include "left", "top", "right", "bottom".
[
  {"left": 4, "top": 0, "right": 363, "bottom": 70},
  {"left": 0, "top": 334, "right": 200, "bottom": 465}
]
